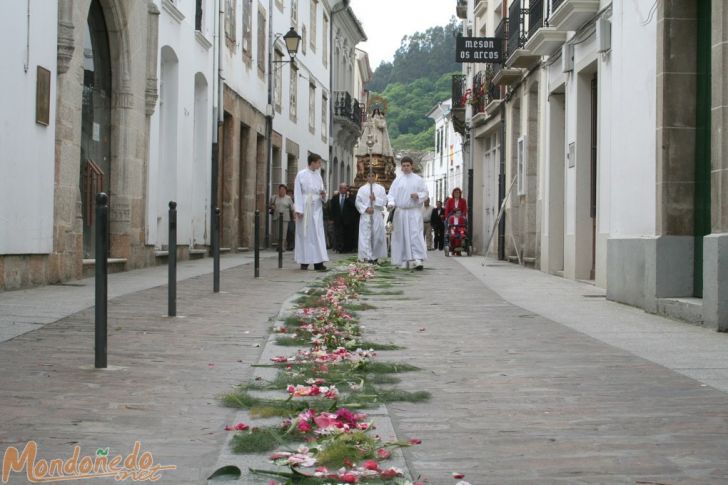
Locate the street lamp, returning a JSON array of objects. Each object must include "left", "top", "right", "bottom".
[
  {"left": 265, "top": 21, "right": 301, "bottom": 249},
  {"left": 282, "top": 28, "right": 302, "bottom": 58}
]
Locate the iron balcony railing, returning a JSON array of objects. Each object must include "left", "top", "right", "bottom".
[
  {"left": 452, "top": 74, "right": 468, "bottom": 109},
  {"left": 472, "top": 66, "right": 501, "bottom": 114},
  {"left": 507, "top": 0, "right": 528, "bottom": 60},
  {"left": 334, "top": 91, "right": 362, "bottom": 128},
  {"left": 529, "top": 0, "right": 544, "bottom": 37}
]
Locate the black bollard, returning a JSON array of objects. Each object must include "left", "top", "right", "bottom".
[
  {"left": 168, "top": 201, "right": 177, "bottom": 317},
  {"left": 213, "top": 207, "right": 220, "bottom": 292},
  {"left": 278, "top": 212, "right": 283, "bottom": 269},
  {"left": 254, "top": 210, "right": 260, "bottom": 278},
  {"left": 94, "top": 192, "right": 108, "bottom": 369}
]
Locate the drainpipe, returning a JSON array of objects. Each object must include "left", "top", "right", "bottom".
[
  {"left": 24, "top": 0, "right": 30, "bottom": 73},
  {"left": 210, "top": 0, "right": 224, "bottom": 290},
  {"left": 264, "top": 0, "right": 273, "bottom": 248}
]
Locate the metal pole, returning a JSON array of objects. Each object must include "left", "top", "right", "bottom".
[
  {"left": 498, "top": 103, "right": 506, "bottom": 261},
  {"left": 94, "top": 192, "right": 108, "bottom": 369},
  {"left": 366, "top": 133, "right": 375, "bottom": 260},
  {"left": 254, "top": 210, "right": 260, "bottom": 278},
  {"left": 278, "top": 212, "right": 284, "bottom": 268},
  {"left": 168, "top": 201, "right": 177, "bottom": 317},
  {"left": 467, "top": 167, "right": 474, "bottom": 250},
  {"left": 213, "top": 207, "right": 220, "bottom": 292}
]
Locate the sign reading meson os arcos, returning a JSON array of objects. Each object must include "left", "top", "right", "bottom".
[{"left": 456, "top": 37, "right": 502, "bottom": 63}]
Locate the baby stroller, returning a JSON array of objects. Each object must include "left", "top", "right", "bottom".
[{"left": 444, "top": 211, "right": 471, "bottom": 257}]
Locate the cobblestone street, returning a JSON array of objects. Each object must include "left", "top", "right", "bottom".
[{"left": 1, "top": 252, "right": 728, "bottom": 484}]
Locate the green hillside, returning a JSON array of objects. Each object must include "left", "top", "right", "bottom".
[{"left": 369, "top": 18, "right": 461, "bottom": 152}]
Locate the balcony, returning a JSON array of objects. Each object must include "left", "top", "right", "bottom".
[
  {"left": 471, "top": 66, "right": 503, "bottom": 124},
  {"left": 333, "top": 91, "right": 363, "bottom": 139},
  {"left": 548, "top": 0, "right": 600, "bottom": 32},
  {"left": 505, "top": 0, "right": 540, "bottom": 69},
  {"left": 456, "top": 0, "right": 468, "bottom": 19},
  {"left": 452, "top": 74, "right": 467, "bottom": 135},
  {"left": 525, "top": 0, "right": 567, "bottom": 54},
  {"left": 492, "top": 17, "right": 520, "bottom": 86}
]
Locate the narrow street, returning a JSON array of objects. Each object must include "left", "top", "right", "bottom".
[{"left": 1, "top": 253, "right": 728, "bottom": 483}]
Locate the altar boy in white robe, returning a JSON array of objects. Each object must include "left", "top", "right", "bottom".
[
  {"left": 293, "top": 153, "right": 329, "bottom": 271},
  {"left": 355, "top": 173, "right": 388, "bottom": 263},
  {"left": 386, "top": 156, "right": 429, "bottom": 270}
]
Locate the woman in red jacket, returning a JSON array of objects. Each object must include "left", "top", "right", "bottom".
[{"left": 444, "top": 187, "right": 467, "bottom": 219}]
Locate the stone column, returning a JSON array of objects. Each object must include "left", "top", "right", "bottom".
[
  {"left": 652, "top": 1, "right": 698, "bottom": 302},
  {"left": 704, "top": 1, "right": 728, "bottom": 330}
]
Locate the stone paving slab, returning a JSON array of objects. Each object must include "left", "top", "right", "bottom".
[
  {"left": 361, "top": 253, "right": 728, "bottom": 484},
  {"left": 456, "top": 256, "right": 728, "bottom": 393},
  {"left": 0, "top": 253, "right": 266, "bottom": 343},
  {"left": 0, "top": 254, "right": 318, "bottom": 485}
]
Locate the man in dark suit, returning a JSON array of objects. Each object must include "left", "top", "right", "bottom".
[
  {"left": 431, "top": 200, "right": 445, "bottom": 250},
  {"left": 328, "top": 183, "right": 357, "bottom": 252}
]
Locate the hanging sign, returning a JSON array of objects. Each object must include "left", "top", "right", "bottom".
[{"left": 456, "top": 37, "right": 502, "bottom": 63}]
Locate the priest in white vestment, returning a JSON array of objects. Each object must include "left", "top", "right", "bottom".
[
  {"left": 386, "top": 157, "right": 429, "bottom": 270},
  {"left": 293, "top": 154, "right": 329, "bottom": 271},
  {"left": 355, "top": 173, "right": 388, "bottom": 263}
]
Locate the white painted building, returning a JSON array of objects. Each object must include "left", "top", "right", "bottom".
[
  {"left": 330, "top": 4, "right": 367, "bottom": 188},
  {"left": 455, "top": 0, "right": 728, "bottom": 328},
  {"left": 426, "top": 99, "right": 464, "bottom": 205},
  {"left": 147, "top": 0, "right": 215, "bottom": 250},
  {"left": 0, "top": 1, "right": 58, "bottom": 256}
]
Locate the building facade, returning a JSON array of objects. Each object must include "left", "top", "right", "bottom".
[
  {"left": 1, "top": 0, "right": 160, "bottom": 289},
  {"left": 148, "top": 0, "right": 215, "bottom": 255},
  {"left": 330, "top": 6, "right": 368, "bottom": 189},
  {"left": 426, "top": 100, "right": 465, "bottom": 204},
  {"left": 0, "top": 0, "right": 368, "bottom": 290},
  {"left": 457, "top": 0, "right": 728, "bottom": 329}
]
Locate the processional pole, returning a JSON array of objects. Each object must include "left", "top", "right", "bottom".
[{"left": 366, "top": 132, "right": 375, "bottom": 259}]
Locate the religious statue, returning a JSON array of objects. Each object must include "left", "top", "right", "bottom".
[{"left": 353, "top": 107, "right": 396, "bottom": 191}]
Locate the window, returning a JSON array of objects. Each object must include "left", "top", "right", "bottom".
[
  {"left": 242, "top": 0, "right": 252, "bottom": 59},
  {"left": 274, "top": 50, "right": 283, "bottom": 112},
  {"left": 310, "top": 0, "right": 317, "bottom": 52},
  {"left": 195, "top": 0, "right": 203, "bottom": 31},
  {"left": 301, "top": 25, "right": 307, "bottom": 55},
  {"left": 225, "top": 0, "right": 236, "bottom": 42},
  {"left": 309, "top": 82, "right": 316, "bottom": 133},
  {"left": 321, "top": 93, "right": 328, "bottom": 141},
  {"left": 517, "top": 135, "right": 526, "bottom": 195},
  {"left": 291, "top": 0, "right": 298, "bottom": 25},
  {"left": 257, "top": 4, "right": 266, "bottom": 74},
  {"left": 289, "top": 65, "right": 298, "bottom": 122},
  {"left": 322, "top": 14, "right": 329, "bottom": 66}
]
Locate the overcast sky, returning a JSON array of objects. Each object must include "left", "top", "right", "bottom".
[{"left": 350, "top": 0, "right": 456, "bottom": 69}]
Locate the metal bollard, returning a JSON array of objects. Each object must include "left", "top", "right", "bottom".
[
  {"left": 168, "top": 201, "right": 177, "bottom": 317},
  {"left": 278, "top": 212, "right": 284, "bottom": 269},
  {"left": 254, "top": 210, "right": 260, "bottom": 278},
  {"left": 94, "top": 192, "right": 108, "bottom": 369},
  {"left": 213, "top": 207, "right": 220, "bottom": 292}
]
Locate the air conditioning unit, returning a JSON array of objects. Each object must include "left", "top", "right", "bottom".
[
  {"left": 562, "top": 44, "right": 574, "bottom": 72},
  {"left": 596, "top": 17, "right": 611, "bottom": 53}
]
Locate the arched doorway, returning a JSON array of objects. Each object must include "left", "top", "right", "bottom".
[{"left": 80, "top": 0, "right": 112, "bottom": 258}]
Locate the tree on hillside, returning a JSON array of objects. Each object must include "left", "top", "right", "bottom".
[{"left": 368, "top": 17, "right": 461, "bottom": 92}]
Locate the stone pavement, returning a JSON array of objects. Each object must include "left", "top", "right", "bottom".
[
  {"left": 0, "top": 252, "right": 321, "bottom": 484},
  {"left": 359, "top": 252, "right": 728, "bottom": 484},
  {"left": 1, "top": 251, "right": 728, "bottom": 484}
]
